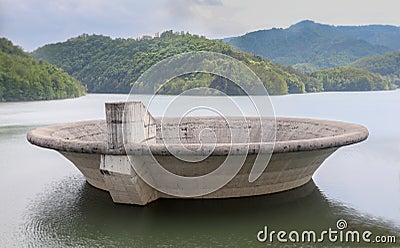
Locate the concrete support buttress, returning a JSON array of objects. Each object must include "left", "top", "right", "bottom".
[{"left": 101, "top": 102, "right": 159, "bottom": 205}]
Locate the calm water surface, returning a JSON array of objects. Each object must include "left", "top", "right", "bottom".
[{"left": 0, "top": 91, "right": 399, "bottom": 247}]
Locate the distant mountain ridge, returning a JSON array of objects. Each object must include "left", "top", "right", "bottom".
[
  {"left": 337, "top": 25, "right": 400, "bottom": 50},
  {"left": 228, "top": 20, "right": 400, "bottom": 71},
  {"left": 32, "top": 31, "right": 394, "bottom": 95},
  {"left": 33, "top": 32, "right": 320, "bottom": 95}
]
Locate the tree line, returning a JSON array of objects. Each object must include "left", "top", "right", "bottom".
[
  {"left": 5, "top": 31, "right": 392, "bottom": 99},
  {"left": 33, "top": 32, "right": 326, "bottom": 96},
  {"left": 0, "top": 38, "right": 86, "bottom": 101}
]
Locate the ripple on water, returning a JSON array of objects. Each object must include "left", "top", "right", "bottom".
[{"left": 20, "top": 175, "right": 400, "bottom": 247}]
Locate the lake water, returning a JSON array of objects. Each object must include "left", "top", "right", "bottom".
[{"left": 0, "top": 91, "right": 399, "bottom": 247}]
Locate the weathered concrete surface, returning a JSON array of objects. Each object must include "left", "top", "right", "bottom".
[
  {"left": 27, "top": 102, "right": 369, "bottom": 205},
  {"left": 106, "top": 101, "right": 156, "bottom": 151},
  {"left": 100, "top": 155, "right": 159, "bottom": 205},
  {"left": 27, "top": 117, "right": 368, "bottom": 155}
]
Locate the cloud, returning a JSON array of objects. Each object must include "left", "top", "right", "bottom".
[
  {"left": 161, "top": 0, "right": 240, "bottom": 37},
  {"left": 0, "top": 0, "right": 168, "bottom": 50},
  {"left": 163, "top": 0, "right": 222, "bottom": 19},
  {"left": 1, "top": 0, "right": 400, "bottom": 51},
  {"left": 188, "top": 0, "right": 222, "bottom": 6}
]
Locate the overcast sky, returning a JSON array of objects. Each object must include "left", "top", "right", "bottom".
[{"left": 1, "top": 0, "right": 400, "bottom": 51}]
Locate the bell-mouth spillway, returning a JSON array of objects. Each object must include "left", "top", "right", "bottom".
[{"left": 27, "top": 101, "right": 369, "bottom": 205}]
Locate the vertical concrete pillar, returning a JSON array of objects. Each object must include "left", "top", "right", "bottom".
[
  {"left": 101, "top": 101, "right": 158, "bottom": 205},
  {"left": 105, "top": 101, "right": 156, "bottom": 151}
]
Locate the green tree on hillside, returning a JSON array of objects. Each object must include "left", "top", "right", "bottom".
[
  {"left": 310, "top": 67, "right": 394, "bottom": 91},
  {"left": 33, "top": 32, "right": 314, "bottom": 95},
  {"left": 350, "top": 50, "right": 400, "bottom": 86},
  {"left": 33, "top": 32, "right": 395, "bottom": 95},
  {"left": 0, "top": 38, "right": 86, "bottom": 101}
]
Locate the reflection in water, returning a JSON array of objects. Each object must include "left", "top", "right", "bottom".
[
  {"left": 2, "top": 92, "right": 398, "bottom": 247},
  {"left": 0, "top": 125, "right": 37, "bottom": 139},
  {"left": 22, "top": 176, "right": 399, "bottom": 247}
]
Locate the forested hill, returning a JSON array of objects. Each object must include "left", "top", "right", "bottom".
[
  {"left": 310, "top": 67, "right": 395, "bottom": 91},
  {"left": 337, "top": 25, "right": 400, "bottom": 50},
  {"left": 228, "top": 20, "right": 392, "bottom": 71},
  {"left": 33, "top": 31, "right": 395, "bottom": 95},
  {"left": 350, "top": 50, "right": 400, "bottom": 86},
  {"left": 33, "top": 32, "right": 322, "bottom": 95},
  {"left": 0, "top": 38, "right": 86, "bottom": 101}
]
